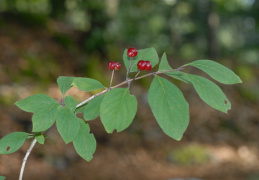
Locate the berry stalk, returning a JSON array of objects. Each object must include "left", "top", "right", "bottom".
[
  {"left": 126, "top": 47, "right": 138, "bottom": 88},
  {"left": 130, "top": 70, "right": 140, "bottom": 86},
  {"left": 109, "top": 69, "right": 115, "bottom": 89},
  {"left": 126, "top": 57, "right": 133, "bottom": 88}
]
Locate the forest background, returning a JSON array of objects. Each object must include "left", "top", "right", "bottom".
[{"left": 0, "top": 0, "right": 259, "bottom": 180}]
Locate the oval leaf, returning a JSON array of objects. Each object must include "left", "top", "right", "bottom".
[
  {"left": 185, "top": 74, "right": 231, "bottom": 113},
  {"left": 83, "top": 95, "right": 104, "bottom": 121},
  {"left": 186, "top": 60, "right": 242, "bottom": 84},
  {"left": 15, "top": 94, "right": 57, "bottom": 113},
  {"left": 0, "top": 176, "right": 5, "bottom": 180},
  {"left": 56, "top": 107, "right": 80, "bottom": 144},
  {"left": 0, "top": 132, "right": 28, "bottom": 154},
  {"left": 32, "top": 103, "right": 61, "bottom": 132},
  {"left": 64, "top": 95, "right": 77, "bottom": 112},
  {"left": 148, "top": 76, "right": 189, "bottom": 141},
  {"left": 123, "top": 47, "right": 159, "bottom": 72},
  {"left": 73, "top": 119, "right": 96, "bottom": 161},
  {"left": 100, "top": 88, "right": 137, "bottom": 133},
  {"left": 57, "top": 76, "right": 75, "bottom": 96},
  {"left": 72, "top": 77, "right": 105, "bottom": 92}
]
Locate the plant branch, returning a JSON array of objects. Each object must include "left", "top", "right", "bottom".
[
  {"left": 19, "top": 138, "right": 37, "bottom": 180},
  {"left": 16, "top": 66, "right": 184, "bottom": 180},
  {"left": 76, "top": 66, "right": 184, "bottom": 109}
]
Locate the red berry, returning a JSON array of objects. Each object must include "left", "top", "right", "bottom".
[
  {"left": 108, "top": 61, "right": 115, "bottom": 70},
  {"left": 137, "top": 60, "right": 147, "bottom": 71},
  {"left": 127, "top": 48, "right": 138, "bottom": 57},
  {"left": 115, "top": 62, "right": 121, "bottom": 70},
  {"left": 145, "top": 61, "right": 152, "bottom": 71}
]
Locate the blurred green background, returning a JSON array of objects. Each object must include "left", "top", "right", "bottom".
[{"left": 0, "top": 0, "right": 259, "bottom": 180}]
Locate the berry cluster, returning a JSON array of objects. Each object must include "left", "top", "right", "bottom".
[
  {"left": 108, "top": 61, "right": 121, "bottom": 70},
  {"left": 127, "top": 48, "right": 138, "bottom": 57},
  {"left": 108, "top": 48, "right": 152, "bottom": 72},
  {"left": 137, "top": 60, "right": 152, "bottom": 71}
]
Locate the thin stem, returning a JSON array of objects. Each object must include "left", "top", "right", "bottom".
[
  {"left": 76, "top": 66, "right": 184, "bottom": 109},
  {"left": 18, "top": 66, "right": 184, "bottom": 180},
  {"left": 129, "top": 70, "right": 140, "bottom": 87},
  {"left": 109, "top": 69, "right": 115, "bottom": 89},
  {"left": 76, "top": 89, "right": 107, "bottom": 108},
  {"left": 19, "top": 138, "right": 37, "bottom": 180},
  {"left": 126, "top": 57, "right": 133, "bottom": 88},
  {"left": 133, "top": 70, "right": 140, "bottom": 81}
]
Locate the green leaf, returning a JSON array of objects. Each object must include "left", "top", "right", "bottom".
[
  {"left": 0, "top": 132, "right": 28, "bottom": 154},
  {"left": 166, "top": 71, "right": 189, "bottom": 83},
  {"left": 73, "top": 119, "right": 96, "bottom": 161},
  {"left": 184, "top": 74, "right": 231, "bottom": 113},
  {"left": 15, "top": 94, "right": 57, "bottom": 113},
  {"left": 72, "top": 77, "right": 105, "bottom": 92},
  {"left": 32, "top": 103, "right": 61, "bottom": 132},
  {"left": 75, "top": 103, "right": 88, "bottom": 114},
  {"left": 35, "top": 133, "right": 45, "bottom": 145},
  {"left": 158, "top": 53, "right": 189, "bottom": 83},
  {"left": 0, "top": 176, "right": 6, "bottom": 180},
  {"left": 185, "top": 60, "right": 242, "bottom": 84},
  {"left": 57, "top": 76, "right": 75, "bottom": 96},
  {"left": 64, "top": 95, "right": 77, "bottom": 112},
  {"left": 56, "top": 107, "right": 80, "bottom": 144},
  {"left": 100, "top": 88, "right": 137, "bottom": 133},
  {"left": 158, "top": 53, "right": 173, "bottom": 71},
  {"left": 148, "top": 76, "right": 189, "bottom": 141},
  {"left": 83, "top": 95, "right": 104, "bottom": 121},
  {"left": 123, "top": 47, "right": 159, "bottom": 72}
]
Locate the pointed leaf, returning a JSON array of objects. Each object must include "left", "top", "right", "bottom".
[
  {"left": 0, "top": 176, "right": 5, "bottom": 180},
  {"left": 186, "top": 60, "right": 242, "bottom": 84},
  {"left": 57, "top": 76, "right": 75, "bottom": 96},
  {"left": 123, "top": 47, "right": 159, "bottom": 72},
  {"left": 158, "top": 54, "right": 189, "bottom": 83},
  {"left": 64, "top": 95, "right": 77, "bottom": 112},
  {"left": 15, "top": 94, "right": 57, "bottom": 113},
  {"left": 83, "top": 95, "right": 104, "bottom": 120},
  {"left": 35, "top": 133, "right": 45, "bottom": 145},
  {"left": 32, "top": 103, "right": 61, "bottom": 132},
  {"left": 72, "top": 78, "right": 105, "bottom": 92},
  {"left": 158, "top": 53, "right": 173, "bottom": 71},
  {"left": 148, "top": 76, "right": 189, "bottom": 141},
  {"left": 100, "top": 88, "right": 137, "bottom": 133},
  {"left": 56, "top": 107, "right": 80, "bottom": 144},
  {"left": 0, "top": 132, "right": 29, "bottom": 154},
  {"left": 73, "top": 119, "right": 96, "bottom": 161},
  {"left": 184, "top": 74, "right": 231, "bottom": 113}
]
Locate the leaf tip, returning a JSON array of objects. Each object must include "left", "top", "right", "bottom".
[
  {"left": 64, "top": 140, "right": 71, "bottom": 144},
  {"left": 105, "top": 128, "right": 113, "bottom": 134},
  {"left": 85, "top": 155, "right": 94, "bottom": 162},
  {"left": 175, "top": 135, "right": 183, "bottom": 141}
]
